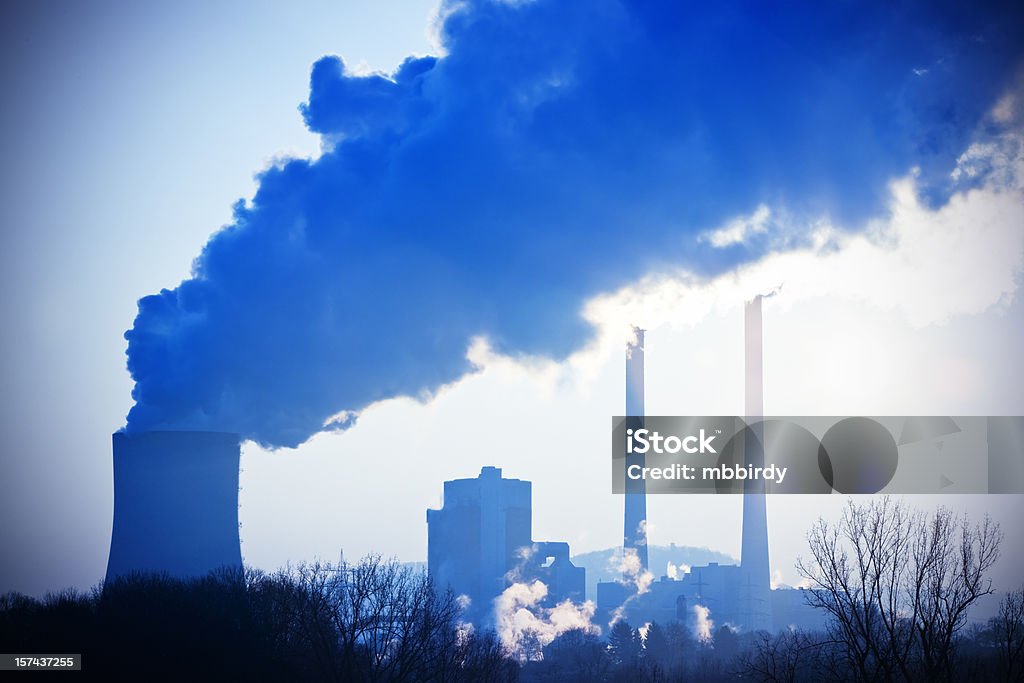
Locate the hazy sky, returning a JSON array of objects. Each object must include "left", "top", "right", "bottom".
[
  {"left": 0, "top": 0, "right": 436, "bottom": 595},
  {"left": 1, "top": 0, "right": 1022, "bottom": 605}
]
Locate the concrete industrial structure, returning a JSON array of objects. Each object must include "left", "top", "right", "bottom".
[
  {"left": 597, "top": 298, "right": 821, "bottom": 632},
  {"left": 106, "top": 430, "right": 243, "bottom": 582},
  {"left": 427, "top": 466, "right": 586, "bottom": 626},
  {"left": 623, "top": 326, "right": 649, "bottom": 575},
  {"left": 739, "top": 295, "right": 773, "bottom": 631}
]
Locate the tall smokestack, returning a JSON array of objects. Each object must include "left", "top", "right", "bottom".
[
  {"left": 741, "top": 298, "right": 772, "bottom": 629},
  {"left": 106, "top": 431, "right": 243, "bottom": 582},
  {"left": 623, "top": 326, "right": 649, "bottom": 575}
]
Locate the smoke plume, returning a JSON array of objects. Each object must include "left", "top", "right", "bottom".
[
  {"left": 693, "top": 604, "right": 714, "bottom": 645},
  {"left": 493, "top": 580, "right": 599, "bottom": 660},
  {"left": 606, "top": 546, "right": 655, "bottom": 626},
  {"left": 666, "top": 561, "right": 690, "bottom": 580},
  {"left": 124, "top": 0, "right": 1023, "bottom": 447},
  {"left": 615, "top": 547, "right": 654, "bottom": 595}
]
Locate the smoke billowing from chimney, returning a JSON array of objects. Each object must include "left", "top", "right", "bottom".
[{"left": 124, "top": 0, "right": 1023, "bottom": 448}]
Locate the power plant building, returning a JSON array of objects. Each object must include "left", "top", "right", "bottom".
[
  {"left": 597, "top": 299, "right": 820, "bottom": 632},
  {"left": 427, "top": 466, "right": 585, "bottom": 626}
]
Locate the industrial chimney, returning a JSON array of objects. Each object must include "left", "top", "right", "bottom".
[
  {"left": 106, "top": 431, "right": 243, "bottom": 582},
  {"left": 623, "top": 326, "right": 649, "bottom": 575},
  {"left": 740, "top": 297, "right": 773, "bottom": 630}
]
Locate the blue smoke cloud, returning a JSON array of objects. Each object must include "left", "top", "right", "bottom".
[{"left": 125, "top": 0, "right": 1023, "bottom": 448}]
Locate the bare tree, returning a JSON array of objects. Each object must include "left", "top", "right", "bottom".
[
  {"left": 457, "top": 628, "right": 518, "bottom": 683},
  {"left": 542, "top": 627, "right": 612, "bottom": 680},
  {"left": 291, "top": 561, "right": 347, "bottom": 679},
  {"left": 912, "top": 509, "right": 1002, "bottom": 680},
  {"left": 990, "top": 587, "right": 1024, "bottom": 682},
  {"left": 737, "top": 630, "right": 826, "bottom": 683},
  {"left": 797, "top": 498, "right": 1002, "bottom": 683},
  {"left": 287, "top": 556, "right": 510, "bottom": 682}
]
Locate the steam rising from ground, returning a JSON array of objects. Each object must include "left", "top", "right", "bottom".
[
  {"left": 615, "top": 547, "right": 654, "bottom": 595},
  {"left": 494, "top": 580, "right": 598, "bottom": 660},
  {"left": 693, "top": 604, "right": 714, "bottom": 644},
  {"left": 606, "top": 547, "right": 656, "bottom": 626}
]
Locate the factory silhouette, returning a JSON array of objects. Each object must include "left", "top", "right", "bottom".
[
  {"left": 105, "top": 296, "right": 822, "bottom": 633},
  {"left": 426, "top": 466, "right": 586, "bottom": 626},
  {"left": 424, "top": 296, "right": 821, "bottom": 633}
]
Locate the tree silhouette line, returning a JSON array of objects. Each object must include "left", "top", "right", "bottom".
[
  {"left": 2, "top": 500, "right": 1022, "bottom": 681},
  {"left": 1, "top": 557, "right": 514, "bottom": 682}
]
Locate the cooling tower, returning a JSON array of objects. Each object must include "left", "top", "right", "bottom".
[{"left": 105, "top": 431, "right": 242, "bottom": 582}]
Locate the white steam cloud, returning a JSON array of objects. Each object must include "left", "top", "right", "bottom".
[
  {"left": 606, "top": 547, "right": 656, "bottom": 627},
  {"left": 693, "top": 604, "right": 714, "bottom": 645},
  {"left": 584, "top": 131, "right": 1024, "bottom": 351},
  {"left": 666, "top": 561, "right": 691, "bottom": 580},
  {"left": 494, "top": 580, "right": 599, "bottom": 661},
  {"left": 615, "top": 546, "right": 654, "bottom": 594},
  {"left": 699, "top": 204, "right": 772, "bottom": 248}
]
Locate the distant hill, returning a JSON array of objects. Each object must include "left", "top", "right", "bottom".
[{"left": 571, "top": 544, "right": 737, "bottom": 601}]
